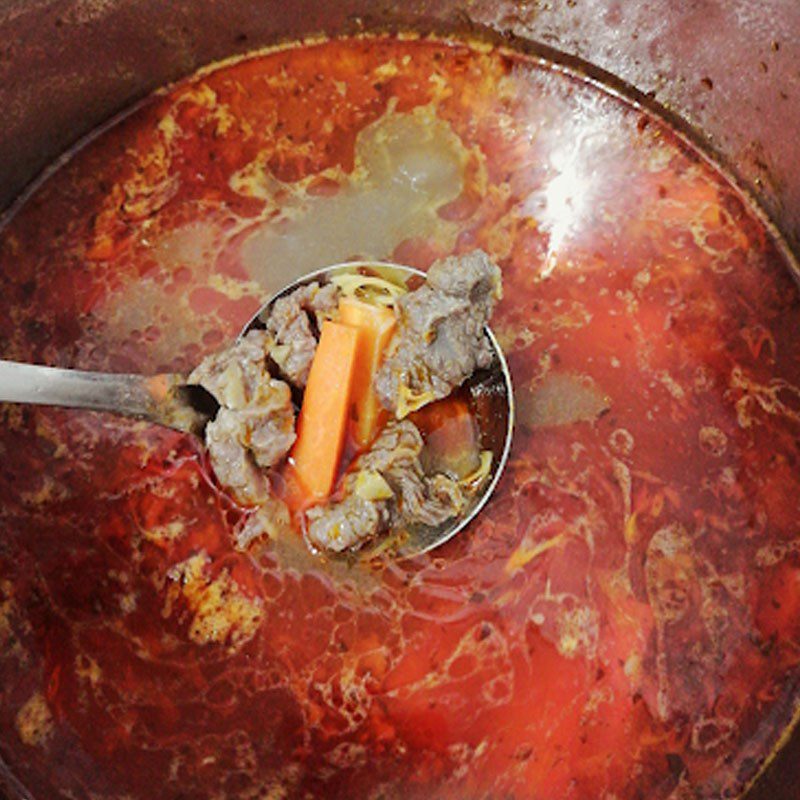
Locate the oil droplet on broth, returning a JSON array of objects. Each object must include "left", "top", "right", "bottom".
[{"left": 239, "top": 107, "right": 468, "bottom": 290}]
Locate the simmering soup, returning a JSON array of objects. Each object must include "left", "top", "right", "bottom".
[{"left": 0, "top": 35, "right": 799, "bottom": 800}]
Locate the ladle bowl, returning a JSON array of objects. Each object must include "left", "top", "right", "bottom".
[{"left": 0, "top": 260, "right": 514, "bottom": 558}]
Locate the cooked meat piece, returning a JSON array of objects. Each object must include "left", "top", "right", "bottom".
[
  {"left": 219, "top": 393, "right": 295, "bottom": 470},
  {"left": 205, "top": 410, "right": 271, "bottom": 505},
  {"left": 189, "top": 329, "right": 274, "bottom": 406},
  {"left": 242, "top": 382, "right": 297, "bottom": 469},
  {"left": 306, "top": 492, "right": 391, "bottom": 553},
  {"left": 306, "top": 420, "right": 468, "bottom": 553},
  {"left": 263, "top": 281, "right": 339, "bottom": 387},
  {"left": 359, "top": 421, "right": 464, "bottom": 526},
  {"left": 305, "top": 421, "right": 416, "bottom": 552},
  {"left": 375, "top": 250, "right": 501, "bottom": 418},
  {"left": 359, "top": 418, "right": 426, "bottom": 481},
  {"left": 401, "top": 472, "right": 466, "bottom": 527},
  {"left": 190, "top": 330, "right": 296, "bottom": 504}
]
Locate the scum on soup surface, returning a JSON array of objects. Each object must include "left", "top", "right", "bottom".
[{"left": 0, "top": 36, "right": 800, "bottom": 800}]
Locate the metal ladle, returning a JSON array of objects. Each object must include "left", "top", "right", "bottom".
[{"left": 0, "top": 261, "right": 513, "bottom": 558}]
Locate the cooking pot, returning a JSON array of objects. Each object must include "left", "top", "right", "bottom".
[{"left": 0, "top": 1, "right": 798, "bottom": 798}]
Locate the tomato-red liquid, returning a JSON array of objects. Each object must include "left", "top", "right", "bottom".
[{"left": 0, "top": 36, "right": 799, "bottom": 800}]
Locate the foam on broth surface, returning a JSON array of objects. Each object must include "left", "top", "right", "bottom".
[{"left": 1, "top": 36, "right": 799, "bottom": 800}]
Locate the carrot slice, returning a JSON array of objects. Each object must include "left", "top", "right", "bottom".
[
  {"left": 291, "top": 320, "right": 359, "bottom": 500},
  {"left": 339, "top": 296, "right": 397, "bottom": 447}
]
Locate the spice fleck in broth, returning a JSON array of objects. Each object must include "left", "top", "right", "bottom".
[{"left": 1, "top": 36, "right": 800, "bottom": 800}]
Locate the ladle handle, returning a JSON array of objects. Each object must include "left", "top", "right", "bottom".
[{"left": 0, "top": 359, "right": 205, "bottom": 434}]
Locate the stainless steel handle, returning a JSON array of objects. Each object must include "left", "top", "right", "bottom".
[{"left": 0, "top": 359, "right": 210, "bottom": 435}]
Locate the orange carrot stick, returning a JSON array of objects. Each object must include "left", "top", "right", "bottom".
[
  {"left": 339, "top": 296, "right": 396, "bottom": 447},
  {"left": 291, "top": 320, "right": 359, "bottom": 500}
]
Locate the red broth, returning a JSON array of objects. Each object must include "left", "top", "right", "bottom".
[{"left": 1, "top": 36, "right": 800, "bottom": 800}]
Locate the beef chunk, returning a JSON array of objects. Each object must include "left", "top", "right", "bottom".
[
  {"left": 306, "top": 420, "right": 466, "bottom": 553},
  {"left": 190, "top": 330, "right": 296, "bottom": 504},
  {"left": 263, "top": 281, "right": 339, "bottom": 388},
  {"left": 375, "top": 250, "right": 501, "bottom": 418}
]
